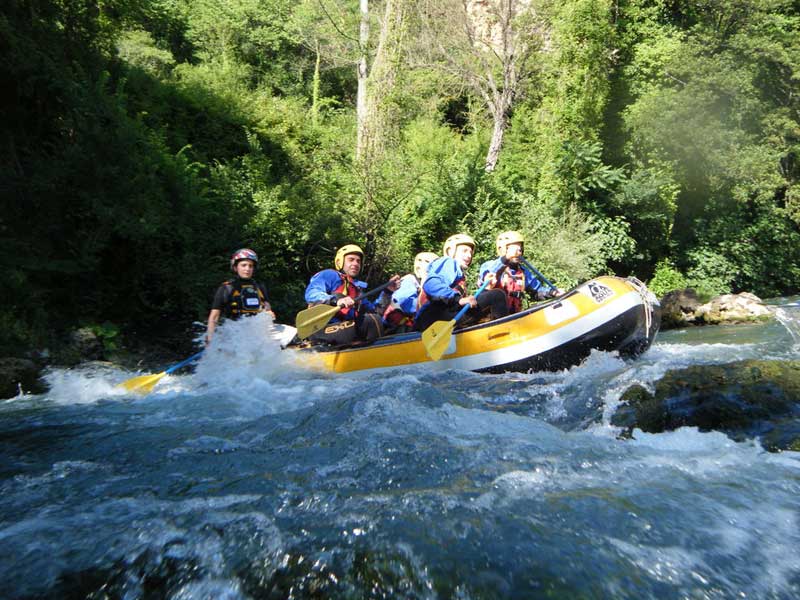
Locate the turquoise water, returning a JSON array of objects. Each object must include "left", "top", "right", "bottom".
[{"left": 1, "top": 307, "right": 799, "bottom": 599}]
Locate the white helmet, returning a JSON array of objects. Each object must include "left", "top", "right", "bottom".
[
  {"left": 495, "top": 231, "right": 524, "bottom": 257},
  {"left": 413, "top": 252, "right": 438, "bottom": 280},
  {"left": 442, "top": 233, "right": 475, "bottom": 258}
]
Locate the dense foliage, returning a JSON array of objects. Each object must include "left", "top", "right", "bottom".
[{"left": 1, "top": 0, "right": 798, "bottom": 354}]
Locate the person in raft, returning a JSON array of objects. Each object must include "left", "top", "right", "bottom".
[
  {"left": 304, "top": 244, "right": 400, "bottom": 346},
  {"left": 382, "top": 251, "right": 438, "bottom": 333},
  {"left": 205, "top": 248, "right": 275, "bottom": 345},
  {"left": 477, "top": 230, "right": 564, "bottom": 314},
  {"left": 413, "top": 233, "right": 508, "bottom": 332}
]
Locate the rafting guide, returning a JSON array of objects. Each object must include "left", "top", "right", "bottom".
[{"left": 205, "top": 248, "right": 275, "bottom": 346}]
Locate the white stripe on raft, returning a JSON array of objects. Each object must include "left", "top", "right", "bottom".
[{"left": 351, "top": 290, "right": 645, "bottom": 376}]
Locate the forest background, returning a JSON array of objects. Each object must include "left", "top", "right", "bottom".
[{"left": 2, "top": 0, "right": 799, "bottom": 357}]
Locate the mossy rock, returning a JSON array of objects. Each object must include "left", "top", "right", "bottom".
[{"left": 613, "top": 360, "right": 800, "bottom": 451}]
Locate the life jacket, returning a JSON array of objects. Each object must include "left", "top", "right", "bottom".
[
  {"left": 333, "top": 272, "right": 360, "bottom": 321},
  {"left": 224, "top": 278, "right": 266, "bottom": 319},
  {"left": 417, "top": 274, "right": 466, "bottom": 311},
  {"left": 383, "top": 303, "right": 413, "bottom": 329},
  {"left": 499, "top": 267, "right": 526, "bottom": 313}
]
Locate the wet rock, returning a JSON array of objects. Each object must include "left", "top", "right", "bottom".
[
  {"left": 0, "top": 357, "right": 47, "bottom": 399},
  {"left": 660, "top": 289, "right": 701, "bottom": 328},
  {"left": 660, "top": 290, "right": 773, "bottom": 329},
  {"left": 696, "top": 292, "right": 772, "bottom": 325},
  {"left": 612, "top": 360, "right": 800, "bottom": 451},
  {"left": 62, "top": 327, "right": 105, "bottom": 364}
]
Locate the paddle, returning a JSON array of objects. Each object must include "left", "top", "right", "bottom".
[
  {"left": 119, "top": 350, "right": 204, "bottom": 395},
  {"left": 521, "top": 258, "right": 557, "bottom": 290},
  {"left": 273, "top": 323, "right": 298, "bottom": 348},
  {"left": 296, "top": 280, "right": 395, "bottom": 340},
  {"left": 422, "top": 278, "right": 492, "bottom": 361}
]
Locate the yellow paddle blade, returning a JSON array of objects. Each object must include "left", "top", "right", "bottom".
[
  {"left": 296, "top": 304, "right": 339, "bottom": 339},
  {"left": 421, "top": 318, "right": 457, "bottom": 361},
  {"left": 118, "top": 371, "right": 167, "bottom": 395}
]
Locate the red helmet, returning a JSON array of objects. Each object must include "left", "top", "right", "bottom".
[{"left": 230, "top": 248, "right": 258, "bottom": 272}]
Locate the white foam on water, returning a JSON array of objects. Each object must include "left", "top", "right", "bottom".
[
  {"left": 475, "top": 427, "right": 778, "bottom": 509},
  {"left": 707, "top": 504, "right": 800, "bottom": 594},
  {"left": 194, "top": 313, "right": 312, "bottom": 383},
  {"left": 21, "top": 364, "right": 131, "bottom": 405},
  {"left": 624, "top": 426, "right": 747, "bottom": 453},
  {"left": 607, "top": 538, "right": 708, "bottom": 587},
  {"left": 122, "top": 314, "right": 339, "bottom": 412},
  {"left": 0, "top": 493, "right": 281, "bottom": 596},
  {"left": 170, "top": 579, "right": 247, "bottom": 600},
  {"left": 774, "top": 307, "right": 800, "bottom": 351}
]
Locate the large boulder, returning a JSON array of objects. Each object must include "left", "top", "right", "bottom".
[
  {"left": 659, "top": 290, "right": 773, "bottom": 329},
  {"left": 56, "top": 327, "right": 105, "bottom": 365},
  {"left": 0, "top": 357, "right": 47, "bottom": 399},
  {"left": 660, "top": 289, "right": 701, "bottom": 328},
  {"left": 696, "top": 292, "right": 772, "bottom": 325},
  {"left": 612, "top": 360, "right": 800, "bottom": 451}
]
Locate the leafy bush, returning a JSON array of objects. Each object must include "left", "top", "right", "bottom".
[
  {"left": 685, "top": 248, "right": 735, "bottom": 301},
  {"left": 647, "top": 260, "right": 687, "bottom": 298}
]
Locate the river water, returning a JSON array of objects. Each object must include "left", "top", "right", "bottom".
[{"left": 2, "top": 303, "right": 799, "bottom": 599}]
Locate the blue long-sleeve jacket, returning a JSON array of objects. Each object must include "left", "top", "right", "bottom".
[
  {"left": 415, "top": 257, "right": 467, "bottom": 320},
  {"left": 304, "top": 269, "right": 376, "bottom": 322},
  {"left": 477, "top": 258, "right": 554, "bottom": 296},
  {"left": 389, "top": 274, "right": 420, "bottom": 315}
]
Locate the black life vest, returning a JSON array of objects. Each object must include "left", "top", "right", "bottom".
[{"left": 224, "top": 278, "right": 267, "bottom": 319}]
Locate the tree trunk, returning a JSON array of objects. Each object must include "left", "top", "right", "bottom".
[
  {"left": 356, "top": 0, "right": 369, "bottom": 160},
  {"left": 485, "top": 88, "right": 514, "bottom": 172},
  {"left": 361, "top": 0, "right": 405, "bottom": 163},
  {"left": 486, "top": 111, "right": 507, "bottom": 172},
  {"left": 311, "top": 39, "right": 321, "bottom": 126}
]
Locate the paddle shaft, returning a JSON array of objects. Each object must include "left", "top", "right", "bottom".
[
  {"left": 164, "top": 351, "right": 204, "bottom": 374},
  {"left": 521, "top": 258, "right": 556, "bottom": 290},
  {"left": 348, "top": 279, "right": 395, "bottom": 304},
  {"left": 452, "top": 278, "right": 492, "bottom": 322}
]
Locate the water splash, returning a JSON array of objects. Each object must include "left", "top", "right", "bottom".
[
  {"left": 774, "top": 307, "right": 800, "bottom": 351},
  {"left": 189, "top": 314, "right": 321, "bottom": 398}
]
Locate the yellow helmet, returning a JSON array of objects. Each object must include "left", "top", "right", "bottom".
[
  {"left": 334, "top": 244, "right": 364, "bottom": 271},
  {"left": 442, "top": 233, "right": 475, "bottom": 258},
  {"left": 413, "top": 252, "right": 438, "bottom": 280},
  {"left": 495, "top": 230, "right": 524, "bottom": 256}
]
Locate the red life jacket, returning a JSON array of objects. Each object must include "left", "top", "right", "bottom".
[
  {"left": 383, "top": 303, "right": 412, "bottom": 328},
  {"left": 333, "top": 273, "right": 360, "bottom": 320},
  {"left": 417, "top": 275, "right": 467, "bottom": 311},
  {"left": 499, "top": 267, "right": 526, "bottom": 313}
]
